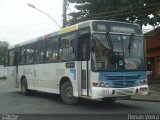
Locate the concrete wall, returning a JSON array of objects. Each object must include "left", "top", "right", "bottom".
[{"left": 0, "top": 65, "right": 7, "bottom": 79}]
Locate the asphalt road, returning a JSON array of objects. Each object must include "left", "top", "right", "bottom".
[{"left": 0, "top": 80, "right": 160, "bottom": 120}]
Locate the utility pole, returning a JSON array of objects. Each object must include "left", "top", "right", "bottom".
[{"left": 63, "top": 0, "right": 67, "bottom": 28}]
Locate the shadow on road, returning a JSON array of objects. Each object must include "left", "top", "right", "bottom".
[
  {"left": 1, "top": 81, "right": 159, "bottom": 115},
  {"left": 11, "top": 90, "right": 140, "bottom": 111}
]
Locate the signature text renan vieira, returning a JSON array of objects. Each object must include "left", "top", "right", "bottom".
[{"left": 128, "top": 114, "right": 160, "bottom": 120}]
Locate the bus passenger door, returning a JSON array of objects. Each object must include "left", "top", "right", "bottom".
[
  {"left": 14, "top": 50, "right": 20, "bottom": 88},
  {"left": 78, "top": 35, "right": 90, "bottom": 96}
]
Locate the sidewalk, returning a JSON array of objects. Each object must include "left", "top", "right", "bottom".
[{"left": 131, "top": 83, "right": 160, "bottom": 102}]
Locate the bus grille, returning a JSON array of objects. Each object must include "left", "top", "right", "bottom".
[
  {"left": 115, "top": 88, "right": 134, "bottom": 95},
  {"left": 112, "top": 81, "right": 136, "bottom": 88},
  {"left": 106, "top": 75, "right": 140, "bottom": 88},
  {"left": 107, "top": 75, "right": 140, "bottom": 80}
]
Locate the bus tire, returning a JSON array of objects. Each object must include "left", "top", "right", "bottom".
[
  {"left": 21, "top": 78, "right": 29, "bottom": 95},
  {"left": 60, "top": 81, "right": 78, "bottom": 104}
]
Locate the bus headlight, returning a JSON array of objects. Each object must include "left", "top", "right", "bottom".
[
  {"left": 100, "top": 82, "right": 105, "bottom": 87},
  {"left": 99, "top": 82, "right": 110, "bottom": 87},
  {"left": 106, "top": 83, "right": 110, "bottom": 87},
  {"left": 139, "top": 81, "right": 142, "bottom": 85},
  {"left": 139, "top": 80, "right": 147, "bottom": 85}
]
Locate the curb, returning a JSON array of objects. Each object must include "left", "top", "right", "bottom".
[{"left": 130, "top": 98, "right": 160, "bottom": 102}]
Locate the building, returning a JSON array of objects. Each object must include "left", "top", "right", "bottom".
[{"left": 145, "top": 26, "right": 160, "bottom": 80}]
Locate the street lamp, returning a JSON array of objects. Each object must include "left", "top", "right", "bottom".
[{"left": 27, "top": 3, "right": 62, "bottom": 29}]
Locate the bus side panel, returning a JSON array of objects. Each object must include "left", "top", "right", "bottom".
[
  {"left": 57, "top": 62, "right": 79, "bottom": 97},
  {"left": 18, "top": 65, "right": 35, "bottom": 90},
  {"left": 76, "top": 61, "right": 82, "bottom": 97},
  {"left": 89, "top": 70, "right": 99, "bottom": 95},
  {"left": 6, "top": 66, "right": 16, "bottom": 87},
  {"left": 35, "top": 63, "right": 58, "bottom": 93}
]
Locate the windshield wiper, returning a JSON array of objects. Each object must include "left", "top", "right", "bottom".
[{"left": 128, "top": 34, "right": 134, "bottom": 55}]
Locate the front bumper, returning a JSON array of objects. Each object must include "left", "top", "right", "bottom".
[{"left": 91, "top": 85, "right": 148, "bottom": 99}]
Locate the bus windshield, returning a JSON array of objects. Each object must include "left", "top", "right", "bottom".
[{"left": 91, "top": 33, "right": 145, "bottom": 71}]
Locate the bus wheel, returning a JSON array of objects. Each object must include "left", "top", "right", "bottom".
[
  {"left": 60, "top": 81, "right": 78, "bottom": 104},
  {"left": 21, "top": 78, "right": 29, "bottom": 95}
]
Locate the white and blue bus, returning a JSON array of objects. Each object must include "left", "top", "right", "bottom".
[{"left": 7, "top": 20, "right": 148, "bottom": 104}]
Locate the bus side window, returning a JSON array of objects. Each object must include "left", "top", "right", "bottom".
[
  {"left": 35, "top": 41, "right": 45, "bottom": 63},
  {"left": 26, "top": 44, "right": 34, "bottom": 64},
  {"left": 20, "top": 47, "right": 25, "bottom": 64},
  {"left": 40, "top": 41, "right": 45, "bottom": 62},
  {"left": 52, "top": 37, "right": 58, "bottom": 61},
  {"left": 34, "top": 41, "right": 45, "bottom": 63},
  {"left": 59, "top": 33, "right": 76, "bottom": 61},
  {"left": 35, "top": 43, "right": 39, "bottom": 63},
  {"left": 46, "top": 39, "right": 53, "bottom": 62}
]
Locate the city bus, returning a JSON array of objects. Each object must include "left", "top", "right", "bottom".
[{"left": 7, "top": 20, "right": 148, "bottom": 104}]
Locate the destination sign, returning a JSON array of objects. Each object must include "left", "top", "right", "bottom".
[
  {"left": 96, "top": 24, "right": 107, "bottom": 32},
  {"left": 111, "top": 26, "right": 135, "bottom": 33},
  {"left": 92, "top": 21, "right": 137, "bottom": 34},
  {"left": 92, "top": 22, "right": 107, "bottom": 32}
]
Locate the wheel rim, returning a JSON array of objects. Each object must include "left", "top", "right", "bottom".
[{"left": 65, "top": 86, "right": 73, "bottom": 99}]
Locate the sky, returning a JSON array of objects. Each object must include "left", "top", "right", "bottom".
[
  {"left": 0, "top": 0, "right": 154, "bottom": 46},
  {"left": 0, "top": 0, "right": 65, "bottom": 45}
]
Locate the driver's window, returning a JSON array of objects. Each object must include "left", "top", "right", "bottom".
[
  {"left": 110, "top": 34, "right": 123, "bottom": 52},
  {"left": 93, "top": 34, "right": 110, "bottom": 58},
  {"left": 92, "top": 34, "right": 110, "bottom": 69}
]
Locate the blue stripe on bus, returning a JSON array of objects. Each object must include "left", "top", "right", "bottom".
[
  {"left": 99, "top": 71, "right": 146, "bottom": 88},
  {"left": 51, "top": 32, "right": 58, "bottom": 37},
  {"left": 70, "top": 69, "right": 76, "bottom": 80}
]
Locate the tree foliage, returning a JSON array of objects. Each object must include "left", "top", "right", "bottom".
[
  {"left": 68, "top": 0, "right": 160, "bottom": 26},
  {"left": 0, "top": 41, "right": 9, "bottom": 65}
]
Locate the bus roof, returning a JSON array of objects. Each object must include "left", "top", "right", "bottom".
[{"left": 9, "top": 20, "right": 139, "bottom": 49}]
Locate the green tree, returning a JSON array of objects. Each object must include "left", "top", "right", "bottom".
[
  {"left": 68, "top": 0, "right": 160, "bottom": 26},
  {"left": 0, "top": 41, "right": 9, "bottom": 65}
]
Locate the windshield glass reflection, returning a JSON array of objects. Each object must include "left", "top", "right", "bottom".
[{"left": 92, "top": 33, "right": 145, "bottom": 71}]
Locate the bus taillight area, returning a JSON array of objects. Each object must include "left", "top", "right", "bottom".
[{"left": 91, "top": 85, "right": 149, "bottom": 100}]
